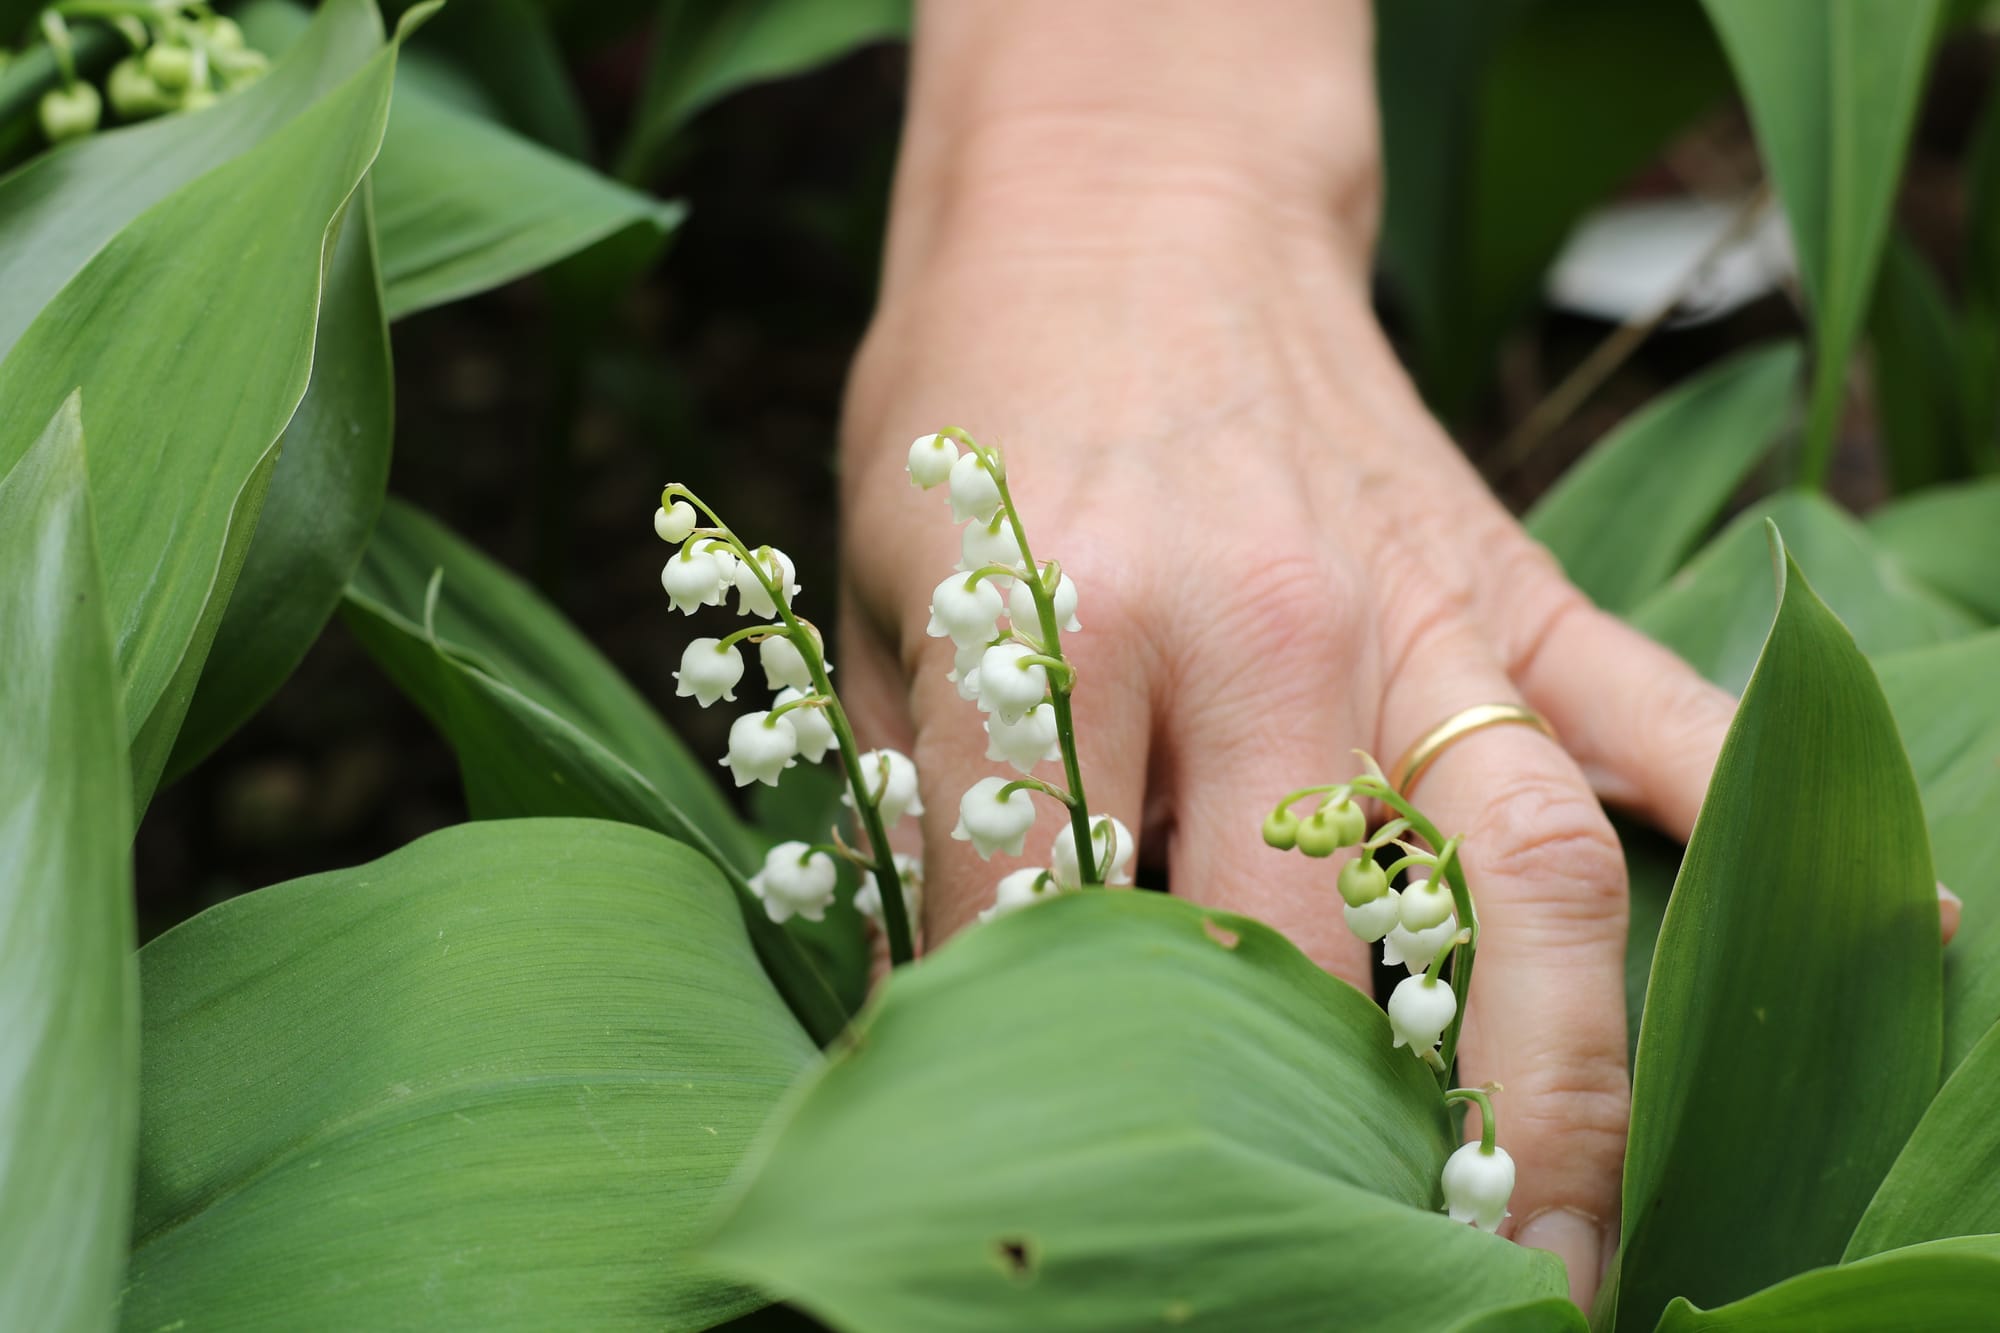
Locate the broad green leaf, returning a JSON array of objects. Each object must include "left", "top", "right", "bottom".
[
  {"left": 1846, "top": 1023, "right": 2000, "bottom": 1258},
  {"left": 619, "top": 0, "right": 910, "bottom": 180},
  {"left": 0, "top": 398, "right": 137, "bottom": 1333},
  {"left": 1527, "top": 341, "right": 1798, "bottom": 612},
  {"left": 1701, "top": 0, "right": 1942, "bottom": 482},
  {"left": 1875, "top": 631, "right": 2000, "bottom": 1067},
  {"left": 1630, "top": 491, "right": 1977, "bottom": 693},
  {"left": 0, "top": 4, "right": 413, "bottom": 805},
  {"left": 1865, "top": 479, "right": 2000, "bottom": 622},
  {"left": 166, "top": 182, "right": 394, "bottom": 777},
  {"left": 341, "top": 500, "right": 849, "bottom": 1045},
  {"left": 1618, "top": 820, "right": 1682, "bottom": 1062},
  {"left": 1610, "top": 531, "right": 1940, "bottom": 1330},
  {"left": 704, "top": 892, "right": 1568, "bottom": 1331},
  {"left": 1378, "top": 0, "right": 1728, "bottom": 414},
  {"left": 123, "top": 818, "right": 813, "bottom": 1330},
  {"left": 1868, "top": 234, "right": 1969, "bottom": 492},
  {"left": 1447, "top": 1299, "right": 1589, "bottom": 1333},
  {"left": 1655, "top": 1236, "right": 2000, "bottom": 1332},
  {"left": 401, "top": 0, "right": 591, "bottom": 157}
]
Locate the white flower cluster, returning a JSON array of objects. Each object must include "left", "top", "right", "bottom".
[{"left": 907, "top": 432, "right": 1129, "bottom": 921}]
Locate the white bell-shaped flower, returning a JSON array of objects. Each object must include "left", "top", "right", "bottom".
[
  {"left": 1387, "top": 974, "right": 1457, "bottom": 1053},
  {"left": 759, "top": 634, "right": 815, "bottom": 691},
  {"left": 976, "top": 642, "right": 1049, "bottom": 725},
  {"left": 985, "top": 703, "right": 1062, "bottom": 774},
  {"left": 673, "top": 637, "right": 743, "bottom": 707},
  {"left": 655, "top": 500, "right": 697, "bottom": 543},
  {"left": 926, "top": 573, "right": 1004, "bottom": 648},
  {"left": 947, "top": 640, "right": 986, "bottom": 702},
  {"left": 1007, "top": 569, "right": 1081, "bottom": 644},
  {"left": 773, "top": 688, "right": 836, "bottom": 763},
  {"left": 1383, "top": 911, "right": 1460, "bottom": 974},
  {"left": 948, "top": 450, "right": 1003, "bottom": 523},
  {"left": 1342, "top": 888, "right": 1402, "bottom": 943},
  {"left": 907, "top": 432, "right": 959, "bottom": 488},
  {"left": 855, "top": 853, "right": 923, "bottom": 927},
  {"left": 1398, "top": 877, "right": 1455, "bottom": 931},
  {"left": 1050, "top": 814, "right": 1136, "bottom": 889},
  {"left": 661, "top": 546, "right": 728, "bottom": 614},
  {"left": 844, "top": 748, "right": 923, "bottom": 824},
  {"left": 959, "top": 514, "right": 1023, "bottom": 575},
  {"left": 748, "top": 841, "right": 838, "bottom": 924},
  {"left": 720, "top": 710, "right": 798, "bottom": 788},
  {"left": 1441, "top": 1142, "right": 1516, "bottom": 1233},
  {"left": 978, "top": 867, "right": 1057, "bottom": 923},
  {"left": 735, "top": 548, "right": 800, "bottom": 618},
  {"left": 952, "top": 775, "right": 1037, "bottom": 859}
]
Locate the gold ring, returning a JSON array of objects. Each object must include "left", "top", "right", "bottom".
[{"left": 1388, "top": 703, "right": 1557, "bottom": 797}]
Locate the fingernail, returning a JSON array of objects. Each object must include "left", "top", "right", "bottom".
[
  {"left": 1939, "top": 882, "right": 1962, "bottom": 947},
  {"left": 1516, "top": 1208, "right": 1605, "bottom": 1308}
]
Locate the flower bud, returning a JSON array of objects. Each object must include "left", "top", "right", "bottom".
[
  {"left": 845, "top": 748, "right": 922, "bottom": 824},
  {"left": 948, "top": 450, "right": 1003, "bottom": 524},
  {"left": 38, "top": 83, "right": 102, "bottom": 143},
  {"left": 1261, "top": 808, "right": 1299, "bottom": 850},
  {"left": 672, "top": 637, "right": 743, "bottom": 707},
  {"left": 734, "top": 547, "right": 800, "bottom": 618},
  {"left": 178, "top": 85, "right": 218, "bottom": 113},
  {"left": 978, "top": 867, "right": 1058, "bottom": 923},
  {"left": 1398, "top": 876, "right": 1454, "bottom": 931},
  {"left": 959, "top": 514, "right": 1023, "bottom": 575},
  {"left": 214, "top": 47, "right": 269, "bottom": 87},
  {"left": 108, "top": 57, "right": 171, "bottom": 119},
  {"left": 985, "top": 702, "right": 1061, "bottom": 774},
  {"left": 1007, "top": 568, "right": 1081, "bottom": 644},
  {"left": 1342, "top": 889, "right": 1402, "bottom": 943},
  {"left": 748, "top": 841, "right": 837, "bottom": 924},
  {"left": 202, "top": 15, "right": 247, "bottom": 50},
  {"left": 1382, "top": 913, "right": 1459, "bottom": 973},
  {"left": 952, "top": 776, "right": 1036, "bottom": 859},
  {"left": 1337, "top": 856, "right": 1390, "bottom": 907},
  {"left": 907, "top": 432, "right": 959, "bottom": 488},
  {"left": 1051, "top": 814, "right": 1136, "bottom": 889},
  {"left": 976, "top": 642, "right": 1049, "bottom": 725},
  {"left": 926, "top": 573, "right": 1004, "bottom": 648},
  {"left": 773, "top": 688, "right": 836, "bottom": 763},
  {"left": 1441, "top": 1142, "right": 1515, "bottom": 1233},
  {"left": 759, "top": 633, "right": 814, "bottom": 691},
  {"left": 855, "top": 853, "right": 923, "bottom": 926},
  {"left": 655, "top": 500, "right": 696, "bottom": 543},
  {"left": 144, "top": 42, "right": 197, "bottom": 93},
  {"left": 1387, "top": 974, "right": 1456, "bottom": 1053},
  {"left": 719, "top": 710, "right": 798, "bottom": 788},
  {"left": 661, "top": 546, "right": 727, "bottom": 614}
]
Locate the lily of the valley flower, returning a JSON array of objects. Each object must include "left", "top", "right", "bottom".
[
  {"left": 1337, "top": 855, "right": 1390, "bottom": 907},
  {"left": 907, "top": 432, "right": 959, "bottom": 489},
  {"left": 1441, "top": 1142, "right": 1516, "bottom": 1233},
  {"left": 960, "top": 514, "right": 1023, "bottom": 575},
  {"left": 855, "top": 853, "right": 923, "bottom": 927},
  {"left": 1342, "top": 889, "right": 1402, "bottom": 943},
  {"left": 979, "top": 866, "right": 1059, "bottom": 923},
  {"left": 927, "top": 573, "right": 1005, "bottom": 648},
  {"left": 845, "top": 748, "right": 923, "bottom": 824},
  {"left": 1383, "top": 912, "right": 1460, "bottom": 973},
  {"left": 661, "top": 545, "right": 729, "bottom": 614},
  {"left": 1051, "top": 814, "right": 1135, "bottom": 889},
  {"left": 985, "top": 703, "right": 1062, "bottom": 773},
  {"left": 773, "top": 688, "right": 836, "bottom": 763},
  {"left": 720, "top": 710, "right": 798, "bottom": 788},
  {"left": 947, "top": 640, "right": 988, "bottom": 702},
  {"left": 975, "top": 642, "right": 1049, "bottom": 725},
  {"left": 1295, "top": 797, "right": 1367, "bottom": 857},
  {"left": 735, "top": 547, "right": 800, "bottom": 618},
  {"left": 748, "top": 841, "right": 838, "bottom": 924},
  {"left": 759, "top": 634, "right": 815, "bottom": 691},
  {"left": 1398, "top": 877, "right": 1455, "bottom": 931},
  {"left": 1387, "top": 974, "right": 1457, "bottom": 1053},
  {"left": 948, "top": 450, "right": 1003, "bottom": 524},
  {"left": 673, "top": 637, "right": 743, "bottom": 706},
  {"left": 654, "top": 500, "right": 697, "bottom": 543},
  {"left": 1008, "top": 568, "right": 1081, "bottom": 643},
  {"left": 953, "top": 776, "right": 1037, "bottom": 858}
]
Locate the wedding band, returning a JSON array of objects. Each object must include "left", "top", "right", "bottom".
[{"left": 1389, "top": 703, "right": 1557, "bottom": 797}]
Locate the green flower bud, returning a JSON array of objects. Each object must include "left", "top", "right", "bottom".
[
  {"left": 201, "top": 15, "right": 246, "bottom": 51},
  {"left": 108, "top": 56, "right": 171, "bottom": 119},
  {"left": 1337, "top": 855, "right": 1390, "bottom": 907},
  {"left": 1324, "top": 797, "right": 1367, "bottom": 846},
  {"left": 215, "top": 47, "right": 269, "bottom": 88},
  {"left": 179, "top": 85, "right": 218, "bottom": 113},
  {"left": 37, "top": 82, "right": 102, "bottom": 143},
  {"left": 1295, "top": 811, "right": 1341, "bottom": 858},
  {"left": 145, "top": 42, "right": 197, "bottom": 93},
  {"left": 1261, "top": 808, "right": 1299, "bottom": 850}
]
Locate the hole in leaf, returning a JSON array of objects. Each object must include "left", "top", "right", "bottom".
[
  {"left": 1201, "top": 918, "right": 1240, "bottom": 949},
  {"left": 994, "top": 1237, "right": 1036, "bottom": 1278}
]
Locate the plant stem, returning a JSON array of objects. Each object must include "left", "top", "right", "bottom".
[{"left": 1444, "top": 1087, "right": 1498, "bottom": 1152}]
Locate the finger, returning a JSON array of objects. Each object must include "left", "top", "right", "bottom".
[
  {"left": 1513, "top": 593, "right": 1962, "bottom": 945},
  {"left": 1164, "top": 562, "right": 1375, "bottom": 982},
  {"left": 1379, "top": 617, "right": 1627, "bottom": 1310}
]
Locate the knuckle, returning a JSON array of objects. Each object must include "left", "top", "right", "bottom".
[
  {"left": 1225, "top": 549, "right": 1365, "bottom": 651},
  {"left": 1470, "top": 771, "right": 1627, "bottom": 931}
]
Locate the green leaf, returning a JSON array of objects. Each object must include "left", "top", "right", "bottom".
[
  {"left": 619, "top": 0, "right": 911, "bottom": 180},
  {"left": 402, "top": 0, "right": 592, "bottom": 157},
  {"left": 0, "top": 0, "right": 411, "bottom": 806},
  {"left": 1656, "top": 1237, "right": 2000, "bottom": 1332},
  {"left": 1610, "top": 529, "right": 1940, "bottom": 1330},
  {"left": 704, "top": 892, "right": 1568, "bottom": 1331},
  {"left": 1868, "top": 234, "right": 1969, "bottom": 492},
  {"left": 1846, "top": 1023, "right": 2000, "bottom": 1259},
  {"left": 165, "top": 181, "right": 395, "bottom": 777},
  {"left": 1446, "top": 1299, "right": 1589, "bottom": 1333},
  {"left": 340, "top": 500, "right": 849, "bottom": 1045},
  {"left": 122, "top": 818, "right": 813, "bottom": 1330},
  {"left": 1526, "top": 341, "right": 1798, "bottom": 612},
  {"left": 0, "top": 397, "right": 137, "bottom": 1333},
  {"left": 1865, "top": 479, "right": 2000, "bottom": 622},
  {"left": 1874, "top": 630, "right": 2000, "bottom": 1068},
  {"left": 1629, "top": 491, "right": 1978, "bottom": 693},
  {"left": 1618, "top": 819, "right": 1682, "bottom": 1063},
  {"left": 1378, "top": 0, "right": 1728, "bottom": 414},
  {"left": 1701, "top": 0, "right": 1943, "bottom": 483}
]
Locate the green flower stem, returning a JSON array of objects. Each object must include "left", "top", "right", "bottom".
[
  {"left": 668, "top": 485, "right": 915, "bottom": 966},
  {"left": 998, "top": 776, "right": 1075, "bottom": 808},
  {"left": 1444, "top": 1087, "right": 1499, "bottom": 1152},
  {"left": 1381, "top": 853, "right": 1438, "bottom": 882},
  {"left": 764, "top": 692, "right": 827, "bottom": 726},
  {"left": 715, "top": 621, "right": 790, "bottom": 652},
  {"left": 947, "top": 429, "right": 1100, "bottom": 886},
  {"left": 1274, "top": 782, "right": 1348, "bottom": 811}
]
